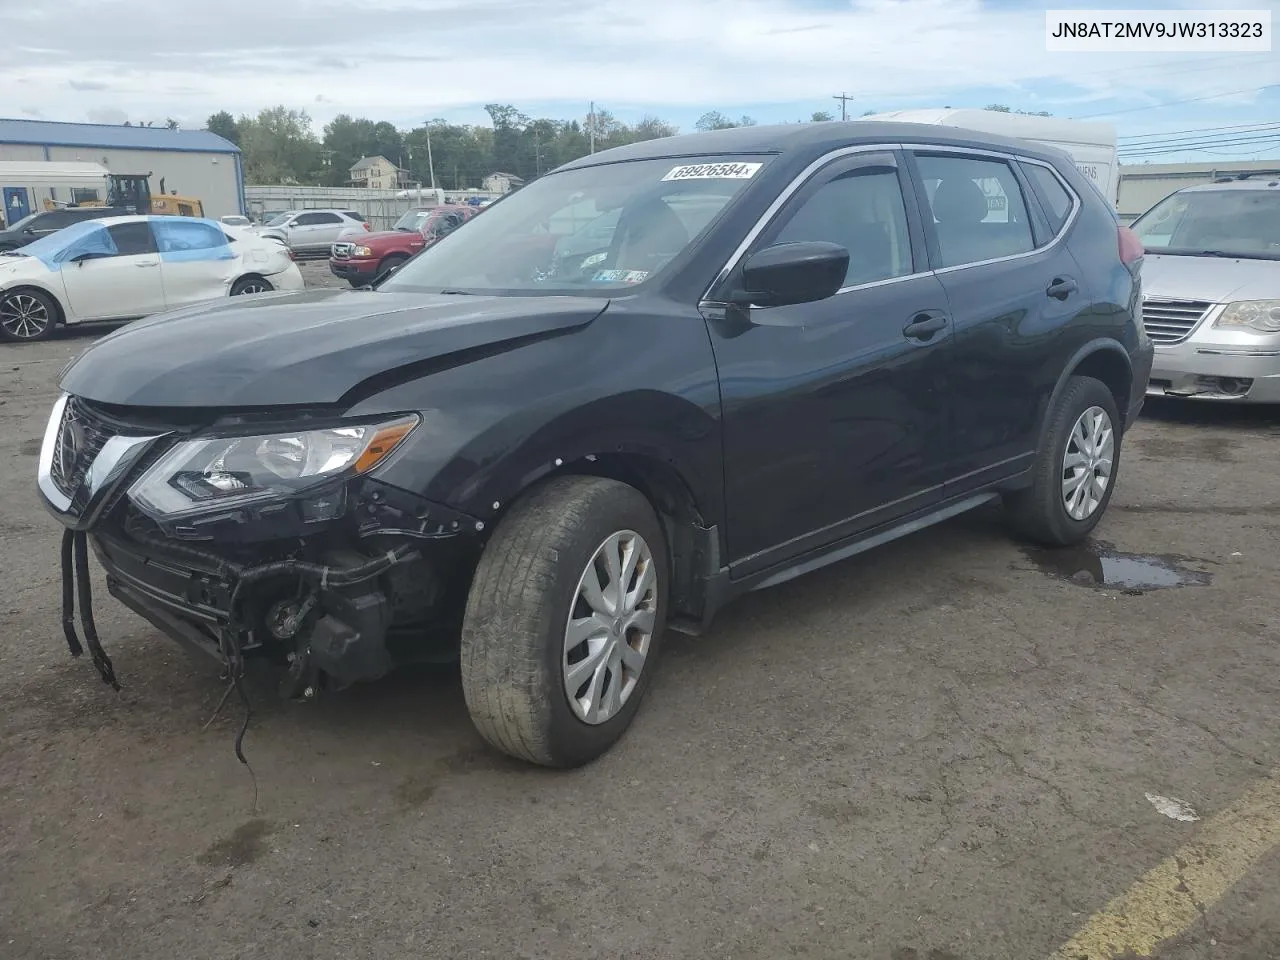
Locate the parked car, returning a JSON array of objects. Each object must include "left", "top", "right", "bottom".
[
  {"left": 328, "top": 204, "right": 480, "bottom": 286},
  {"left": 1, "top": 215, "right": 303, "bottom": 342},
  {"left": 36, "top": 122, "right": 1150, "bottom": 767},
  {"left": 1129, "top": 177, "right": 1280, "bottom": 402},
  {"left": 0, "top": 206, "right": 126, "bottom": 251},
  {"left": 257, "top": 209, "right": 370, "bottom": 257},
  {"left": 219, "top": 215, "right": 252, "bottom": 227}
]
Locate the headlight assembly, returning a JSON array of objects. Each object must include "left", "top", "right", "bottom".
[
  {"left": 128, "top": 416, "right": 418, "bottom": 520},
  {"left": 351, "top": 245, "right": 373, "bottom": 257},
  {"left": 1213, "top": 300, "right": 1280, "bottom": 333}
]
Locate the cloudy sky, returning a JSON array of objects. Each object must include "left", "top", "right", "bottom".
[{"left": 4, "top": 0, "right": 1279, "bottom": 159}]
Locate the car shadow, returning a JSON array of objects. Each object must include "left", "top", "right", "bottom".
[{"left": 1140, "top": 395, "right": 1280, "bottom": 430}]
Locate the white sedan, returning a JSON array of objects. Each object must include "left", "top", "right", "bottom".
[{"left": 0, "top": 215, "right": 304, "bottom": 343}]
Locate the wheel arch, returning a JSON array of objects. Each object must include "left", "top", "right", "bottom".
[
  {"left": 0, "top": 282, "right": 67, "bottom": 326},
  {"left": 1047, "top": 339, "right": 1133, "bottom": 434}
]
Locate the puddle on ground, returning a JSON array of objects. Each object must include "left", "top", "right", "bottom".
[{"left": 1022, "top": 540, "right": 1212, "bottom": 592}]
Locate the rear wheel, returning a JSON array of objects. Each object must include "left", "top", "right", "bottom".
[
  {"left": 230, "top": 275, "right": 273, "bottom": 296},
  {"left": 0, "top": 288, "right": 58, "bottom": 343},
  {"left": 460, "top": 476, "right": 668, "bottom": 767},
  {"left": 1004, "top": 375, "right": 1121, "bottom": 546}
]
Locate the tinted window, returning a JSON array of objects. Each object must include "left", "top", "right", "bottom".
[
  {"left": 152, "top": 219, "right": 225, "bottom": 252},
  {"left": 1022, "top": 163, "right": 1074, "bottom": 233},
  {"left": 294, "top": 212, "right": 341, "bottom": 225},
  {"left": 108, "top": 222, "right": 159, "bottom": 256},
  {"left": 915, "top": 154, "right": 1035, "bottom": 268},
  {"left": 37, "top": 211, "right": 79, "bottom": 229},
  {"left": 342, "top": 211, "right": 363, "bottom": 221},
  {"left": 765, "top": 161, "right": 914, "bottom": 287}
]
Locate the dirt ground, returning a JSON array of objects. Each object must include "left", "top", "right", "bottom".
[{"left": 2, "top": 265, "right": 1279, "bottom": 960}]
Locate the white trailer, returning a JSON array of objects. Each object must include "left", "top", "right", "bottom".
[
  {"left": 0, "top": 161, "right": 112, "bottom": 226},
  {"left": 859, "top": 109, "right": 1120, "bottom": 207}
]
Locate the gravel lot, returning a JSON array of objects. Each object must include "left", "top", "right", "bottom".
[{"left": 3, "top": 263, "right": 1279, "bottom": 960}]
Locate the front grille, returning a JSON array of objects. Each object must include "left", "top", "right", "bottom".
[
  {"left": 332, "top": 242, "right": 352, "bottom": 259},
  {"left": 50, "top": 397, "right": 116, "bottom": 498},
  {"left": 1142, "top": 298, "right": 1213, "bottom": 345}
]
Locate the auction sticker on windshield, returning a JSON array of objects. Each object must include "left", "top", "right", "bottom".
[{"left": 662, "top": 162, "right": 762, "bottom": 181}]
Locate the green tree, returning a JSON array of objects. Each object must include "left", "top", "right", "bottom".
[
  {"left": 237, "top": 106, "right": 321, "bottom": 184},
  {"left": 811, "top": 110, "right": 835, "bottom": 122},
  {"left": 696, "top": 110, "right": 756, "bottom": 131},
  {"left": 206, "top": 111, "right": 238, "bottom": 144}
]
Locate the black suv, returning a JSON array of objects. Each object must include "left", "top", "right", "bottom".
[
  {"left": 0, "top": 206, "right": 123, "bottom": 250},
  {"left": 37, "top": 122, "right": 1152, "bottom": 767}
]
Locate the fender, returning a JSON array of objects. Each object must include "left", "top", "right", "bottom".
[
  {"left": 433, "top": 389, "right": 723, "bottom": 528},
  {"left": 1040, "top": 337, "right": 1133, "bottom": 444}
]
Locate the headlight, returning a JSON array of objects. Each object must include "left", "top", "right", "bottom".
[
  {"left": 351, "top": 245, "right": 373, "bottom": 257},
  {"left": 128, "top": 416, "right": 418, "bottom": 520},
  {"left": 1213, "top": 300, "right": 1280, "bottom": 333}
]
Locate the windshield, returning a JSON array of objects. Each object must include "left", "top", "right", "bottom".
[
  {"left": 1131, "top": 188, "right": 1280, "bottom": 259},
  {"left": 380, "top": 155, "right": 770, "bottom": 295},
  {"left": 265, "top": 212, "right": 293, "bottom": 227},
  {"left": 393, "top": 209, "right": 434, "bottom": 232}
]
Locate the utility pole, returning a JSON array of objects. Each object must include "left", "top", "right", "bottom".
[
  {"left": 588, "top": 101, "right": 595, "bottom": 154},
  {"left": 833, "top": 93, "right": 853, "bottom": 121},
  {"left": 424, "top": 121, "right": 437, "bottom": 190}
]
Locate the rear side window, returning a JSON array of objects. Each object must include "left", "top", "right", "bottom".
[
  {"left": 914, "top": 154, "right": 1035, "bottom": 268},
  {"left": 1021, "top": 163, "right": 1074, "bottom": 233},
  {"left": 152, "top": 219, "right": 226, "bottom": 252},
  {"left": 342, "top": 211, "right": 363, "bottom": 221}
]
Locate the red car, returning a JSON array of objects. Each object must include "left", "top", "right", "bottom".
[{"left": 328, "top": 205, "right": 480, "bottom": 286}]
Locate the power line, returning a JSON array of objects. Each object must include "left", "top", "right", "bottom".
[
  {"left": 1071, "top": 84, "right": 1280, "bottom": 120},
  {"left": 1120, "top": 134, "right": 1280, "bottom": 159},
  {"left": 1117, "top": 124, "right": 1280, "bottom": 151},
  {"left": 1120, "top": 121, "right": 1280, "bottom": 141}
]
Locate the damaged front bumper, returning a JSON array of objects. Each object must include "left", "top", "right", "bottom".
[{"left": 36, "top": 393, "right": 481, "bottom": 698}]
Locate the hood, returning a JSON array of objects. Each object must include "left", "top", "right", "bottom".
[
  {"left": 357, "top": 229, "right": 429, "bottom": 246},
  {"left": 1142, "top": 253, "right": 1280, "bottom": 304},
  {"left": 60, "top": 288, "right": 609, "bottom": 408}
]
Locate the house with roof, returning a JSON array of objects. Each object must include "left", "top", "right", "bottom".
[{"left": 349, "top": 155, "right": 408, "bottom": 190}]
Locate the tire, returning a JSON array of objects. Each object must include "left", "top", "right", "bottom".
[
  {"left": 0, "top": 287, "right": 59, "bottom": 343},
  {"left": 230, "top": 275, "right": 274, "bottom": 296},
  {"left": 460, "top": 476, "right": 668, "bottom": 767},
  {"left": 374, "top": 255, "right": 407, "bottom": 283},
  {"left": 1004, "top": 375, "right": 1122, "bottom": 546}
]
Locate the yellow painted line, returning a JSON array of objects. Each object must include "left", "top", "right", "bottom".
[{"left": 1049, "top": 774, "right": 1280, "bottom": 959}]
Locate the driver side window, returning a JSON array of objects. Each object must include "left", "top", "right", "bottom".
[{"left": 760, "top": 155, "right": 915, "bottom": 288}]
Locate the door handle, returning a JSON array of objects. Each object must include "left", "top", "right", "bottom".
[
  {"left": 1046, "top": 277, "right": 1078, "bottom": 300},
  {"left": 903, "top": 312, "right": 948, "bottom": 341},
  {"left": 135, "top": 260, "right": 159, "bottom": 267}
]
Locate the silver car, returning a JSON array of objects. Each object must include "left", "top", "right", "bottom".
[
  {"left": 1130, "top": 178, "right": 1280, "bottom": 403},
  {"left": 257, "top": 208, "right": 369, "bottom": 257}
]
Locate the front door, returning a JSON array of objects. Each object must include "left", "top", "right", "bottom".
[
  {"left": 906, "top": 150, "right": 1087, "bottom": 494},
  {"left": 706, "top": 149, "right": 954, "bottom": 575},
  {"left": 58, "top": 221, "right": 165, "bottom": 321}
]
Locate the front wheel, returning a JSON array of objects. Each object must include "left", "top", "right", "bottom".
[
  {"left": 0, "top": 288, "right": 58, "bottom": 342},
  {"left": 1004, "top": 375, "right": 1122, "bottom": 546},
  {"left": 460, "top": 476, "right": 668, "bottom": 767},
  {"left": 230, "top": 275, "right": 273, "bottom": 296}
]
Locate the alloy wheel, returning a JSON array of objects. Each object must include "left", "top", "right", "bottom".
[
  {"left": 1061, "top": 405, "right": 1114, "bottom": 521},
  {"left": 562, "top": 529, "right": 658, "bottom": 725},
  {"left": 0, "top": 293, "right": 52, "bottom": 340}
]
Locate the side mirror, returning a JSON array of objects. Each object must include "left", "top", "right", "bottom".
[{"left": 733, "top": 241, "right": 849, "bottom": 308}]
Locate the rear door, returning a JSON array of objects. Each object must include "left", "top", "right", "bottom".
[
  {"left": 153, "top": 218, "right": 238, "bottom": 308},
  {"left": 905, "top": 148, "right": 1087, "bottom": 495},
  {"left": 58, "top": 221, "right": 165, "bottom": 320}
]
